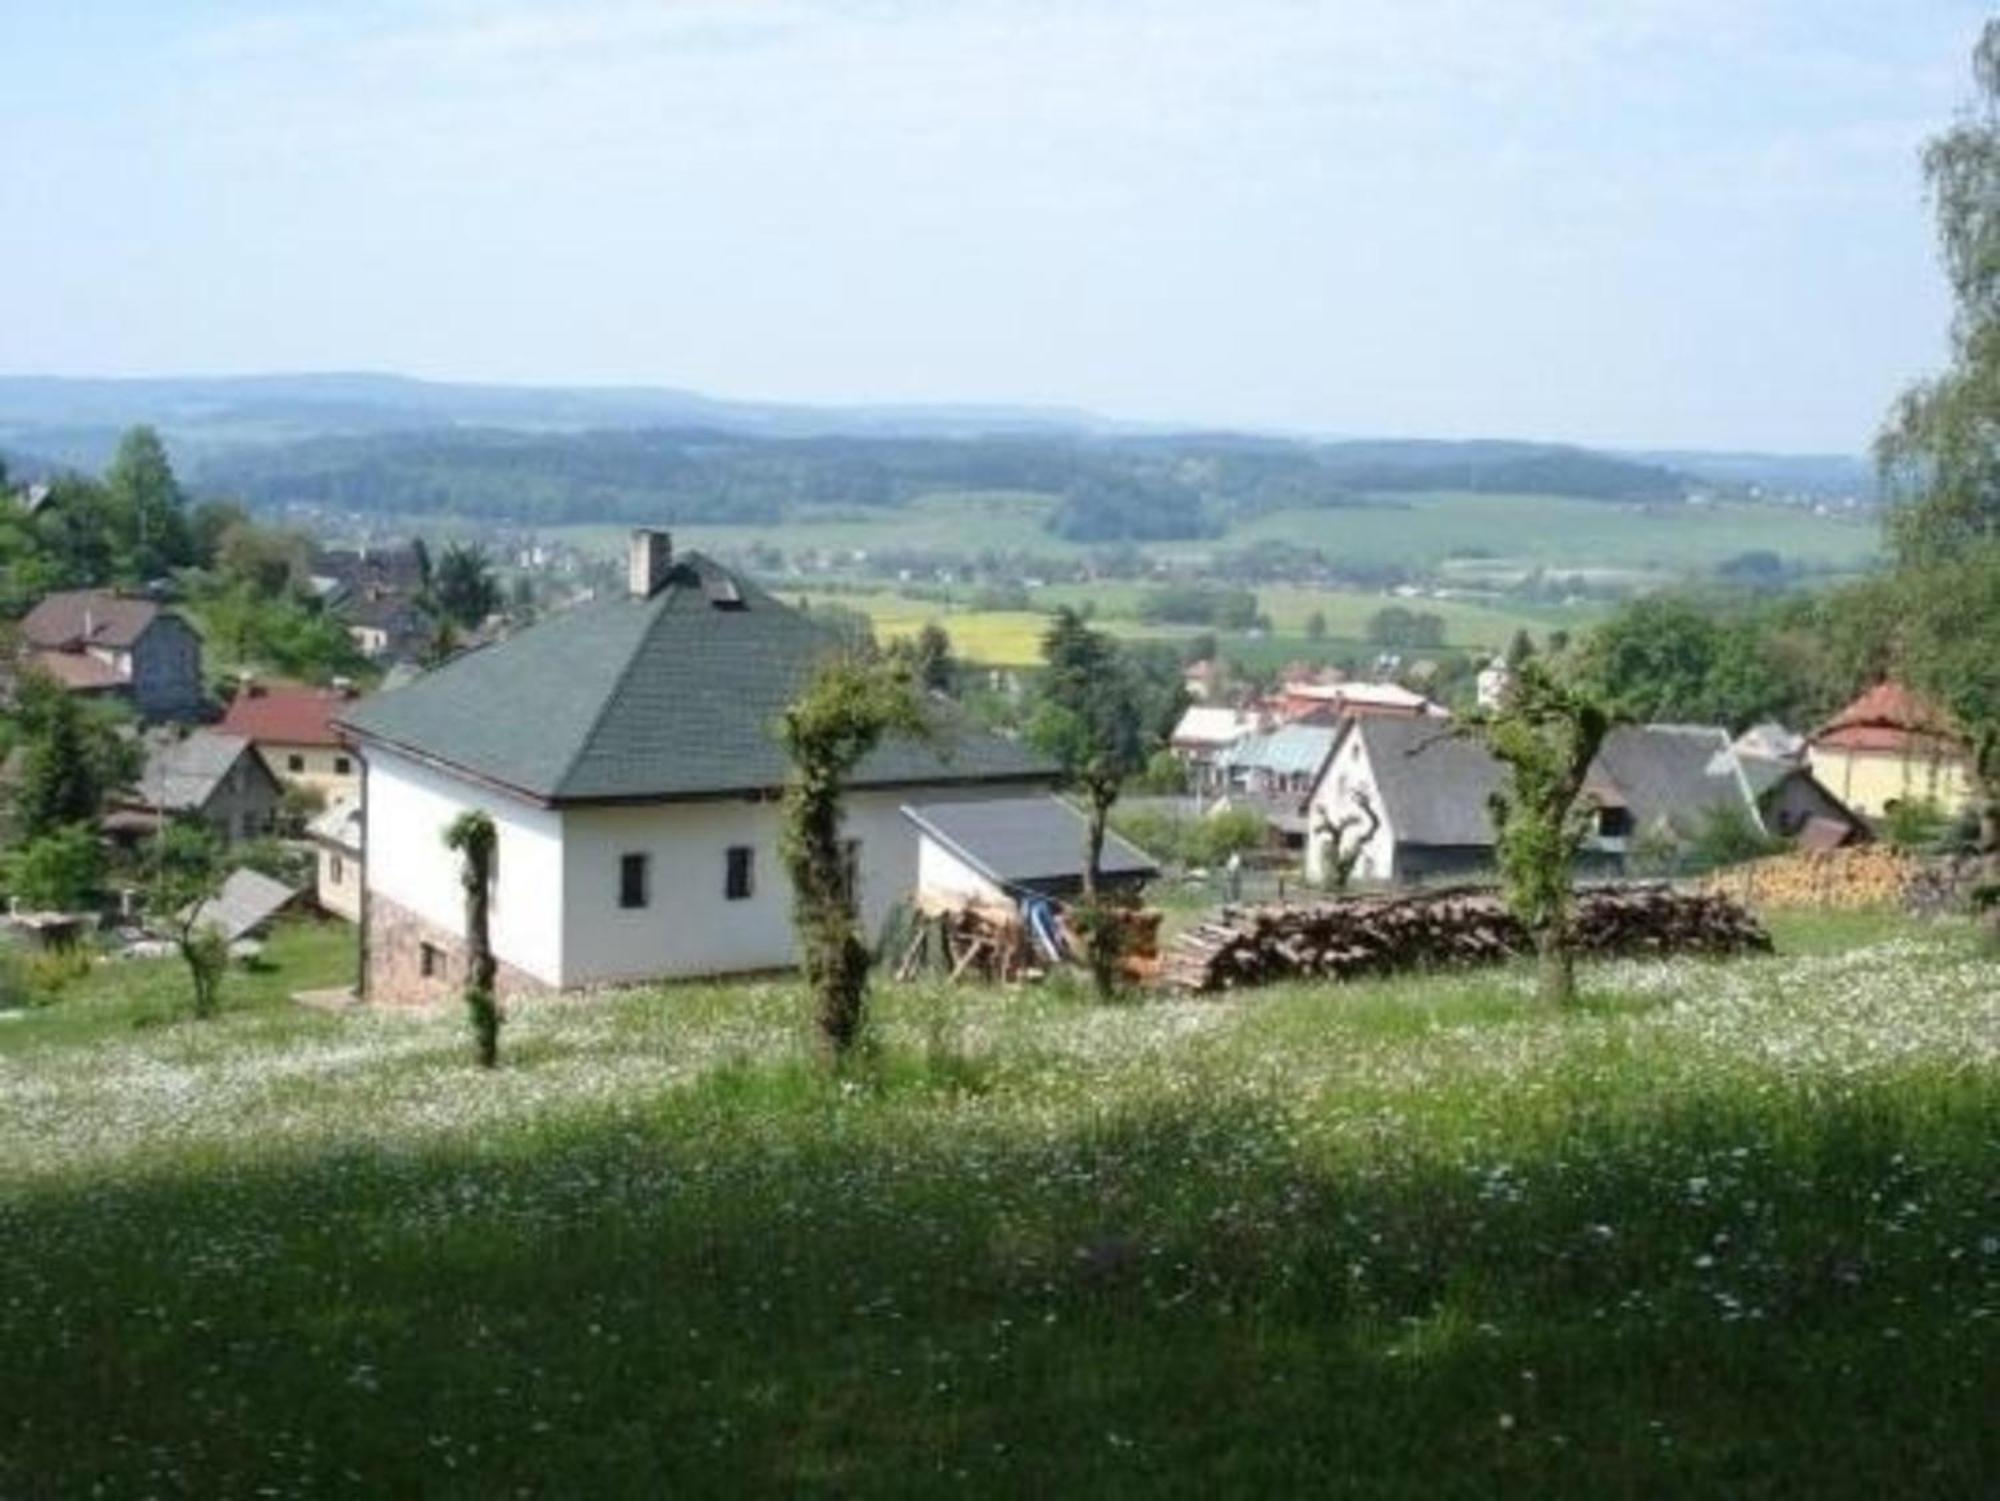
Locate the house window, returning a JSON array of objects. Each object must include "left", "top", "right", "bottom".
[
  {"left": 619, "top": 852, "right": 650, "bottom": 909},
  {"left": 1597, "top": 806, "right": 1634, "bottom": 839},
  {"left": 287, "top": 753, "right": 305, "bottom": 773},
  {"left": 334, "top": 756, "right": 351, "bottom": 775},
  {"left": 330, "top": 853, "right": 345, "bottom": 884},
  {"left": 419, "top": 942, "right": 444, "bottom": 979},
  {"left": 725, "top": 845, "right": 754, "bottom": 901}
]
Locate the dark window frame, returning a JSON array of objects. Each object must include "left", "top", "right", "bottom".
[
  {"left": 619, "top": 852, "right": 650, "bottom": 909},
  {"left": 725, "top": 845, "right": 755, "bottom": 901}
]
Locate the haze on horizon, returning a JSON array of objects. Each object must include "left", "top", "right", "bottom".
[{"left": 2, "top": 1, "right": 1988, "bottom": 455}]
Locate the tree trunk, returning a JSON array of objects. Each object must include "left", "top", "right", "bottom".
[
  {"left": 1081, "top": 789, "right": 1119, "bottom": 999},
  {"left": 1534, "top": 925, "right": 1574, "bottom": 1009}
]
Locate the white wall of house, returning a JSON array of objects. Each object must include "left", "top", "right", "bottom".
[
  {"left": 558, "top": 784, "right": 1024, "bottom": 986},
  {"left": 1303, "top": 732, "right": 1399, "bottom": 885},
  {"left": 914, "top": 834, "right": 1008, "bottom": 908},
  {"left": 364, "top": 745, "right": 569, "bottom": 985}
]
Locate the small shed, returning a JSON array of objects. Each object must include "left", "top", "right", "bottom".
[
  {"left": 184, "top": 868, "right": 304, "bottom": 946},
  {"left": 904, "top": 796, "right": 1159, "bottom": 908}
]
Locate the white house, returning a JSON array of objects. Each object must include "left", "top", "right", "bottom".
[{"left": 336, "top": 531, "right": 1055, "bottom": 1004}]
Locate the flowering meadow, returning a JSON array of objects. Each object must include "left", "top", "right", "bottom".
[{"left": 1, "top": 915, "right": 1994, "bottom": 1497}]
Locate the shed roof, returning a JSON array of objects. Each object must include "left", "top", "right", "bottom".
[
  {"left": 188, "top": 868, "right": 300, "bottom": 944},
  {"left": 338, "top": 551, "right": 1052, "bottom": 803},
  {"left": 1221, "top": 721, "right": 1340, "bottom": 779},
  {"left": 903, "top": 797, "right": 1158, "bottom": 892}
]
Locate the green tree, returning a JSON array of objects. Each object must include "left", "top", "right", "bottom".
[
  {"left": 1879, "top": 20, "right": 2000, "bottom": 567},
  {"left": 104, "top": 426, "right": 193, "bottom": 579},
  {"left": 149, "top": 819, "right": 230, "bottom": 1019},
  {"left": 3, "top": 823, "right": 104, "bottom": 911},
  {"left": 1304, "top": 609, "right": 1328, "bottom": 642},
  {"left": 780, "top": 654, "right": 936, "bottom": 1059},
  {"left": 6, "top": 672, "right": 139, "bottom": 842},
  {"left": 434, "top": 542, "right": 500, "bottom": 629},
  {"left": 1029, "top": 608, "right": 1148, "bottom": 996},
  {"left": 444, "top": 811, "right": 502, "bottom": 1068},
  {"left": 888, "top": 621, "right": 958, "bottom": 695},
  {"left": 1447, "top": 662, "right": 1614, "bottom": 1008}
]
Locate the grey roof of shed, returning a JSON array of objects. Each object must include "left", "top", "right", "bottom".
[
  {"left": 337, "top": 553, "right": 1053, "bottom": 802},
  {"left": 188, "top": 868, "right": 300, "bottom": 944},
  {"left": 1594, "top": 725, "right": 1753, "bottom": 837},
  {"left": 903, "top": 797, "right": 1159, "bottom": 890},
  {"left": 133, "top": 732, "right": 268, "bottom": 812}
]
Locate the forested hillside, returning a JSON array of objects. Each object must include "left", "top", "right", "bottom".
[{"left": 188, "top": 427, "right": 1689, "bottom": 539}]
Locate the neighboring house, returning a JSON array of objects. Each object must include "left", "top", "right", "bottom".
[
  {"left": 1302, "top": 718, "right": 1857, "bottom": 886},
  {"left": 341, "top": 592, "right": 429, "bottom": 662},
  {"left": 185, "top": 868, "right": 305, "bottom": 946},
  {"left": 1275, "top": 680, "right": 1443, "bottom": 724},
  {"left": 17, "top": 589, "right": 205, "bottom": 721},
  {"left": 1218, "top": 721, "right": 1340, "bottom": 798},
  {"left": 104, "top": 730, "right": 284, "bottom": 845},
  {"left": 1169, "top": 705, "right": 1265, "bottom": 793},
  {"left": 1475, "top": 658, "right": 1513, "bottom": 711},
  {"left": 1733, "top": 721, "right": 1807, "bottom": 764},
  {"left": 905, "top": 796, "right": 1158, "bottom": 907},
  {"left": 336, "top": 530, "right": 1056, "bottom": 1005},
  {"left": 310, "top": 795, "right": 363, "bottom": 922},
  {"left": 221, "top": 682, "right": 362, "bottom": 799},
  {"left": 1807, "top": 681, "right": 1974, "bottom": 818}
]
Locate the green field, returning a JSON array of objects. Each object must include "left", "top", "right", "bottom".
[
  {"left": 2, "top": 914, "right": 1993, "bottom": 1496},
  {"left": 548, "top": 489, "right": 1883, "bottom": 577}
]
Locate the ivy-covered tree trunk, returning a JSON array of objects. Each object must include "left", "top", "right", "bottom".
[
  {"left": 780, "top": 656, "right": 935, "bottom": 1062},
  {"left": 445, "top": 811, "right": 500, "bottom": 1068},
  {"left": 1076, "top": 774, "right": 1121, "bottom": 999}
]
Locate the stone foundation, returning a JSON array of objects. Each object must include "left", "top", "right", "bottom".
[{"left": 363, "top": 891, "right": 552, "bottom": 1007}]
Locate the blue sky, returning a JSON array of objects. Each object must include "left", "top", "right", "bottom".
[{"left": 0, "top": 1, "right": 1988, "bottom": 451}]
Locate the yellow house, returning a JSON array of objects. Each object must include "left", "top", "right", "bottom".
[
  {"left": 221, "top": 682, "right": 363, "bottom": 802},
  {"left": 1807, "top": 682, "right": 1973, "bottom": 819}
]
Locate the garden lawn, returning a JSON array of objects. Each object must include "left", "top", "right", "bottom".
[{"left": 1, "top": 916, "right": 1993, "bottom": 1497}]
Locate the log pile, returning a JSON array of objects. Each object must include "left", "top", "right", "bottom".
[
  {"left": 894, "top": 896, "right": 1165, "bottom": 985},
  {"left": 1161, "top": 885, "right": 1770, "bottom": 994},
  {"left": 1700, "top": 845, "right": 1923, "bottom": 911}
]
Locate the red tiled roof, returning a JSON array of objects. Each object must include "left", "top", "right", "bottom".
[
  {"left": 1812, "top": 681, "right": 1967, "bottom": 757},
  {"left": 220, "top": 685, "right": 356, "bottom": 747},
  {"left": 20, "top": 589, "right": 163, "bottom": 650},
  {"left": 25, "top": 649, "right": 126, "bottom": 690}
]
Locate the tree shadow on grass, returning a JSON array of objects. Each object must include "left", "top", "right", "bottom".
[{"left": 1, "top": 1065, "right": 1991, "bottom": 1499}]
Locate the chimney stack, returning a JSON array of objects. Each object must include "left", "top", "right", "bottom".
[{"left": 629, "top": 529, "right": 674, "bottom": 599}]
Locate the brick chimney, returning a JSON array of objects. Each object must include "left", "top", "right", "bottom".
[{"left": 629, "top": 529, "right": 674, "bottom": 599}]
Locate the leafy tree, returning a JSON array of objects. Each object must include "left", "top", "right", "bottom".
[
  {"left": 1304, "top": 610, "right": 1328, "bottom": 642},
  {"left": 148, "top": 819, "right": 230, "bottom": 1019},
  {"left": 3, "top": 823, "right": 104, "bottom": 911},
  {"left": 434, "top": 541, "right": 501, "bottom": 629},
  {"left": 1446, "top": 662, "right": 1614, "bottom": 1007},
  {"left": 1878, "top": 20, "right": 2000, "bottom": 567},
  {"left": 6, "top": 672, "right": 139, "bottom": 842},
  {"left": 1029, "top": 608, "right": 1148, "bottom": 996},
  {"left": 1686, "top": 802, "right": 1787, "bottom": 871},
  {"left": 780, "top": 654, "right": 936, "bottom": 1058},
  {"left": 888, "top": 621, "right": 957, "bottom": 695},
  {"left": 1366, "top": 606, "right": 1446, "bottom": 649},
  {"left": 444, "top": 811, "right": 502, "bottom": 1067},
  {"left": 104, "top": 426, "right": 193, "bottom": 579}
]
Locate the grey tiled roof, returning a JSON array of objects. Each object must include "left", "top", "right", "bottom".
[
  {"left": 903, "top": 796, "right": 1159, "bottom": 891},
  {"left": 134, "top": 732, "right": 261, "bottom": 812},
  {"left": 189, "top": 868, "right": 300, "bottom": 944},
  {"left": 1352, "top": 717, "right": 1506, "bottom": 847},
  {"left": 1594, "top": 725, "right": 1751, "bottom": 837},
  {"left": 338, "top": 553, "right": 1053, "bottom": 802}
]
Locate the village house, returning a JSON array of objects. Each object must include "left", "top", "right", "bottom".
[
  {"left": 308, "top": 795, "right": 363, "bottom": 922},
  {"left": 17, "top": 588, "right": 205, "bottom": 722},
  {"left": 1303, "top": 718, "right": 1863, "bottom": 886},
  {"left": 906, "top": 797, "right": 1157, "bottom": 907},
  {"left": 103, "top": 730, "right": 285, "bottom": 846},
  {"left": 221, "top": 681, "right": 361, "bottom": 800},
  {"left": 335, "top": 531, "right": 1056, "bottom": 1004},
  {"left": 1275, "top": 679, "right": 1443, "bottom": 723},
  {"left": 1807, "top": 681, "right": 1973, "bottom": 818}
]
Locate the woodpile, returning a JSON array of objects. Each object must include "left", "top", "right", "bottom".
[
  {"left": 1701, "top": 845, "right": 1924, "bottom": 911},
  {"left": 1161, "top": 885, "right": 1770, "bottom": 994},
  {"left": 893, "top": 896, "right": 1164, "bottom": 985}
]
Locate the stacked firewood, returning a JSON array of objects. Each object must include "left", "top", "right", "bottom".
[
  {"left": 1161, "top": 885, "right": 1771, "bottom": 994},
  {"left": 1701, "top": 846, "right": 1923, "bottom": 911}
]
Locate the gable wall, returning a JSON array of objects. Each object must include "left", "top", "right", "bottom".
[
  {"left": 130, "top": 617, "right": 205, "bottom": 722},
  {"left": 1304, "top": 730, "right": 1400, "bottom": 884}
]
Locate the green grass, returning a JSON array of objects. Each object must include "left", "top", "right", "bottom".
[
  {"left": 546, "top": 489, "right": 1882, "bottom": 579},
  {"left": 2, "top": 917, "right": 1993, "bottom": 1496}
]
